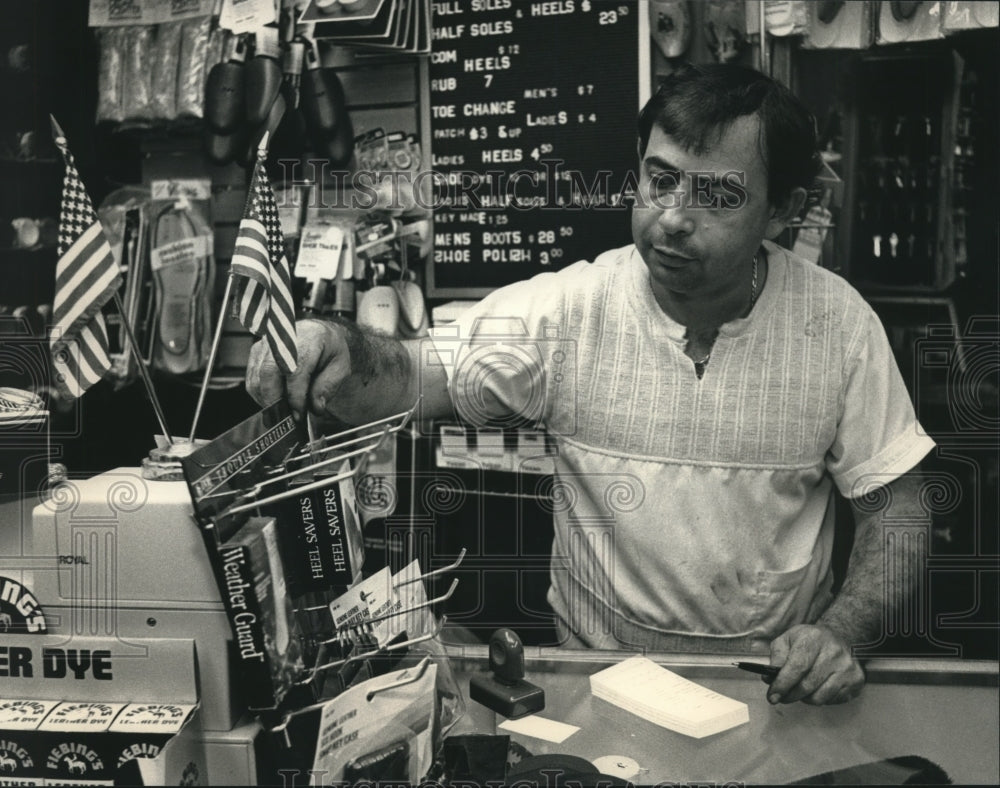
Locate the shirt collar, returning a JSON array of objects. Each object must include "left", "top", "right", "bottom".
[{"left": 627, "top": 240, "right": 788, "bottom": 340}]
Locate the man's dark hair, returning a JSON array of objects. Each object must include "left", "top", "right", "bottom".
[{"left": 638, "top": 63, "right": 821, "bottom": 206}]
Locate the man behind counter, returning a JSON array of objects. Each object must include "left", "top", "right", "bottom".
[{"left": 246, "top": 64, "right": 935, "bottom": 706}]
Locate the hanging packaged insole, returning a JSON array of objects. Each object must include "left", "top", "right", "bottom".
[{"left": 149, "top": 181, "right": 215, "bottom": 375}]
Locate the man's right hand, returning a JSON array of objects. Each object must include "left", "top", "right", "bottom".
[
  {"left": 766, "top": 624, "right": 865, "bottom": 705},
  {"left": 245, "top": 318, "right": 352, "bottom": 422}
]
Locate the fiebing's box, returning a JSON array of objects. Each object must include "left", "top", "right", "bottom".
[
  {"left": 0, "top": 391, "right": 50, "bottom": 503},
  {"left": 0, "top": 635, "right": 202, "bottom": 785},
  {"left": 0, "top": 314, "right": 53, "bottom": 503}
]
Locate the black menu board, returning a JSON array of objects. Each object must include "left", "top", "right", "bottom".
[{"left": 428, "top": 0, "right": 642, "bottom": 296}]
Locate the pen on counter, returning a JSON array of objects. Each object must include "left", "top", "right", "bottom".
[{"left": 733, "top": 661, "right": 781, "bottom": 680}]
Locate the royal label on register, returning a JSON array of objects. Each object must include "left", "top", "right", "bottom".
[{"left": 589, "top": 657, "right": 749, "bottom": 739}]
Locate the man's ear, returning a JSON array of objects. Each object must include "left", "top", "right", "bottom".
[{"left": 763, "top": 187, "right": 808, "bottom": 240}]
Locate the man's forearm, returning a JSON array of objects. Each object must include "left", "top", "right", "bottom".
[
  {"left": 817, "top": 509, "right": 887, "bottom": 644},
  {"left": 324, "top": 318, "right": 416, "bottom": 424},
  {"left": 818, "top": 472, "right": 925, "bottom": 646}
]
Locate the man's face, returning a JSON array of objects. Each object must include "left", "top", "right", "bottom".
[{"left": 632, "top": 114, "right": 779, "bottom": 309}]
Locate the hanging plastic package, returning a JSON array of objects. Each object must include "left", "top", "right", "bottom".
[
  {"left": 245, "top": 26, "right": 284, "bottom": 126},
  {"left": 151, "top": 22, "right": 183, "bottom": 121},
  {"left": 122, "top": 26, "right": 156, "bottom": 122},
  {"left": 95, "top": 27, "right": 126, "bottom": 123},
  {"left": 149, "top": 180, "right": 215, "bottom": 375},
  {"left": 97, "top": 186, "right": 155, "bottom": 388},
  {"left": 389, "top": 559, "right": 466, "bottom": 738},
  {"left": 205, "top": 25, "right": 231, "bottom": 76},
  {"left": 301, "top": 37, "right": 354, "bottom": 168},
  {"left": 266, "top": 41, "right": 309, "bottom": 167},
  {"left": 204, "top": 40, "right": 246, "bottom": 127},
  {"left": 204, "top": 34, "right": 248, "bottom": 165},
  {"left": 177, "top": 16, "right": 214, "bottom": 118}
]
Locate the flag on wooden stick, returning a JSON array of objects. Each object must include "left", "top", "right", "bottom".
[
  {"left": 50, "top": 123, "right": 122, "bottom": 398},
  {"left": 231, "top": 159, "right": 297, "bottom": 373}
]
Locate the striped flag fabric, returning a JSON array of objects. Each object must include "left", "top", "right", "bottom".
[
  {"left": 231, "top": 161, "right": 297, "bottom": 373},
  {"left": 50, "top": 139, "right": 122, "bottom": 398}
]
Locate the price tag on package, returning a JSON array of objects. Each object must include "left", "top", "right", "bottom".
[{"left": 296, "top": 224, "right": 346, "bottom": 280}]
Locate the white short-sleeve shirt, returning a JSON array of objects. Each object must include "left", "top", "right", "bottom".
[{"left": 430, "top": 241, "right": 935, "bottom": 651}]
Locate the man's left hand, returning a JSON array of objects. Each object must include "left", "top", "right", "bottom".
[{"left": 765, "top": 624, "right": 865, "bottom": 705}]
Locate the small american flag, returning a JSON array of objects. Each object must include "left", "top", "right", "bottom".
[
  {"left": 231, "top": 161, "right": 297, "bottom": 373},
  {"left": 50, "top": 137, "right": 122, "bottom": 398}
]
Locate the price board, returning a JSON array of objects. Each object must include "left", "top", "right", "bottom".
[{"left": 427, "top": 0, "right": 648, "bottom": 296}]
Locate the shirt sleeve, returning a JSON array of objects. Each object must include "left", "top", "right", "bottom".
[
  {"left": 826, "top": 302, "right": 936, "bottom": 498},
  {"left": 428, "top": 262, "right": 584, "bottom": 427}
]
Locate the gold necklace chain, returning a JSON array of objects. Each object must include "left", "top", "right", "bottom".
[{"left": 694, "top": 253, "right": 759, "bottom": 369}]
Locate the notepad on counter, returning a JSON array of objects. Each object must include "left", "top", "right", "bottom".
[{"left": 589, "top": 656, "right": 749, "bottom": 739}]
